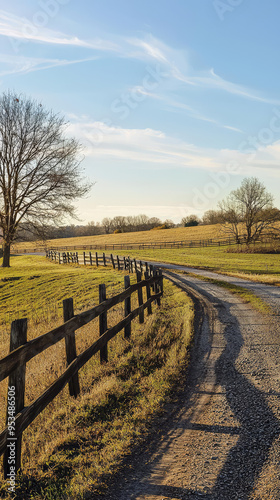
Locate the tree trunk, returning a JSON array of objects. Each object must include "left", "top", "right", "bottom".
[{"left": 2, "top": 241, "right": 11, "bottom": 267}]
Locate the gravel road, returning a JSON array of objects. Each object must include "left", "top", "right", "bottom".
[{"left": 99, "top": 264, "right": 280, "bottom": 500}]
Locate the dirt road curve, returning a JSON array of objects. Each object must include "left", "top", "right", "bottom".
[{"left": 102, "top": 265, "right": 280, "bottom": 500}]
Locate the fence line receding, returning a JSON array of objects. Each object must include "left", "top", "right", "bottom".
[{"left": 0, "top": 258, "right": 163, "bottom": 480}]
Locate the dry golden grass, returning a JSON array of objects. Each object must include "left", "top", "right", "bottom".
[{"left": 13, "top": 224, "right": 223, "bottom": 251}]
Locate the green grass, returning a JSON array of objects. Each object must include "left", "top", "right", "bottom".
[
  {"left": 110, "top": 246, "right": 280, "bottom": 285},
  {"left": 178, "top": 271, "right": 272, "bottom": 315},
  {"left": 0, "top": 256, "right": 194, "bottom": 499}
]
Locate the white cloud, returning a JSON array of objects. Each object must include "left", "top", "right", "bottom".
[
  {"left": 67, "top": 118, "right": 280, "bottom": 177},
  {"left": 124, "top": 35, "right": 280, "bottom": 106},
  {"left": 0, "top": 53, "right": 99, "bottom": 76},
  {"left": 0, "top": 10, "right": 277, "bottom": 107},
  {"left": 0, "top": 9, "right": 118, "bottom": 51},
  {"left": 130, "top": 87, "right": 243, "bottom": 133}
]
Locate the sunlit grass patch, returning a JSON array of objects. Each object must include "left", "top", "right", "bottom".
[{"left": 110, "top": 247, "right": 280, "bottom": 285}]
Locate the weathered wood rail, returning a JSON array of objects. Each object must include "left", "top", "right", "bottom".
[{"left": 0, "top": 264, "right": 163, "bottom": 479}]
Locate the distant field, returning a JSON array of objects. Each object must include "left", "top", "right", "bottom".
[{"left": 13, "top": 224, "right": 223, "bottom": 251}]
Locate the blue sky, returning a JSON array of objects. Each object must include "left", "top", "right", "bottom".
[{"left": 0, "top": 0, "right": 280, "bottom": 223}]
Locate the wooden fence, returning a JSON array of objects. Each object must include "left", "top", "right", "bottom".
[
  {"left": 0, "top": 263, "right": 163, "bottom": 479},
  {"left": 46, "top": 249, "right": 155, "bottom": 273}
]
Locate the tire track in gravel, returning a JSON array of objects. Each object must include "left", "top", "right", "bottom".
[{"left": 99, "top": 266, "right": 280, "bottom": 500}]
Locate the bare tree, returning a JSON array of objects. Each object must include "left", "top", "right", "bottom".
[
  {"left": 111, "top": 216, "right": 127, "bottom": 233},
  {"left": 219, "top": 177, "right": 279, "bottom": 244},
  {"left": 0, "top": 91, "right": 91, "bottom": 266},
  {"left": 101, "top": 217, "right": 112, "bottom": 234},
  {"left": 202, "top": 209, "right": 223, "bottom": 225}
]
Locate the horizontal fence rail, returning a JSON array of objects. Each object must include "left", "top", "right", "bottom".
[
  {"left": 45, "top": 251, "right": 154, "bottom": 275},
  {"left": 0, "top": 262, "right": 163, "bottom": 479}
]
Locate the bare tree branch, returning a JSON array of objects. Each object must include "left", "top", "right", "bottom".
[{"left": 0, "top": 91, "right": 92, "bottom": 266}]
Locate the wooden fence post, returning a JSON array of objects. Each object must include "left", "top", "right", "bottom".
[
  {"left": 136, "top": 271, "right": 144, "bottom": 324},
  {"left": 58, "top": 252, "right": 61, "bottom": 264},
  {"left": 83, "top": 252, "right": 86, "bottom": 265},
  {"left": 159, "top": 269, "right": 164, "bottom": 295},
  {"left": 89, "top": 251, "right": 93, "bottom": 266},
  {"left": 95, "top": 252, "right": 99, "bottom": 267},
  {"left": 144, "top": 271, "right": 152, "bottom": 315},
  {"left": 76, "top": 252, "right": 79, "bottom": 264},
  {"left": 124, "top": 276, "right": 131, "bottom": 338},
  {"left": 154, "top": 269, "right": 161, "bottom": 306},
  {"left": 111, "top": 254, "right": 115, "bottom": 269},
  {"left": 123, "top": 257, "right": 127, "bottom": 270},
  {"left": 103, "top": 253, "right": 106, "bottom": 266},
  {"left": 63, "top": 299, "right": 80, "bottom": 398},
  {"left": 99, "top": 284, "right": 108, "bottom": 363},
  {"left": 3, "top": 318, "right": 27, "bottom": 478},
  {"left": 117, "top": 255, "right": 120, "bottom": 271}
]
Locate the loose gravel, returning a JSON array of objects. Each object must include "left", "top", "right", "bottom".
[{"left": 93, "top": 265, "right": 280, "bottom": 500}]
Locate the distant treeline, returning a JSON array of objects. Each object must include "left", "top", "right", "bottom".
[
  {"left": 16, "top": 211, "right": 230, "bottom": 242},
  {"left": 17, "top": 215, "right": 178, "bottom": 241}
]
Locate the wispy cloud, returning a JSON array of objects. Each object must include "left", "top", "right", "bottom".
[
  {"left": 0, "top": 53, "right": 99, "bottom": 76},
  {"left": 67, "top": 118, "right": 280, "bottom": 177},
  {"left": 127, "top": 35, "right": 280, "bottom": 105},
  {"left": 0, "top": 9, "right": 119, "bottom": 51},
  {"left": 0, "top": 9, "right": 278, "bottom": 106},
  {"left": 128, "top": 85, "right": 243, "bottom": 133}
]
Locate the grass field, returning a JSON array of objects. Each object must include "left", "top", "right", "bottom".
[
  {"left": 110, "top": 246, "right": 280, "bottom": 285},
  {"left": 12, "top": 222, "right": 280, "bottom": 285},
  {"left": 0, "top": 256, "right": 194, "bottom": 499},
  {"left": 0, "top": 255, "right": 133, "bottom": 339}
]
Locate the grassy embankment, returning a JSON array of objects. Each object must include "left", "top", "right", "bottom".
[
  {"left": 176, "top": 271, "right": 272, "bottom": 315},
  {"left": 0, "top": 255, "right": 194, "bottom": 499}
]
